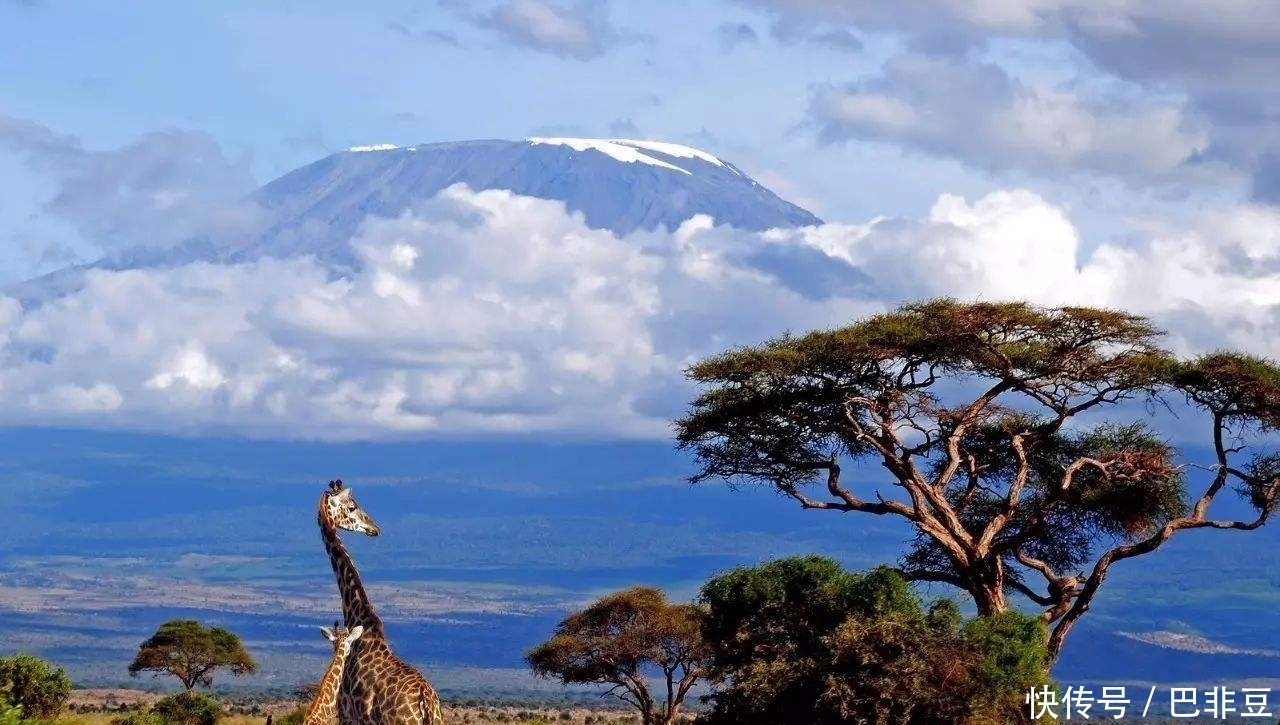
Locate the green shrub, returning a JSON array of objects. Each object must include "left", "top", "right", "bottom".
[
  {"left": 0, "top": 654, "right": 72, "bottom": 720},
  {"left": 962, "top": 611, "right": 1053, "bottom": 722},
  {"left": 698, "top": 557, "right": 1052, "bottom": 725},
  {"left": 151, "top": 692, "right": 223, "bottom": 725}
]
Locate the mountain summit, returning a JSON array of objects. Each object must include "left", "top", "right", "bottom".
[
  {"left": 241, "top": 138, "right": 822, "bottom": 267},
  {"left": 10, "top": 138, "right": 822, "bottom": 302}
]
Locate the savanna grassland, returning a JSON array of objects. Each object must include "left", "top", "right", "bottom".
[{"left": 63, "top": 690, "right": 649, "bottom": 725}]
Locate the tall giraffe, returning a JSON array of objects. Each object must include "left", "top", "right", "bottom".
[
  {"left": 304, "top": 623, "right": 365, "bottom": 725},
  {"left": 318, "top": 479, "right": 445, "bottom": 725}
]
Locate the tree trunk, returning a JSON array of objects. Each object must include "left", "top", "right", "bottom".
[
  {"left": 967, "top": 559, "right": 1009, "bottom": 616},
  {"left": 1046, "top": 611, "right": 1082, "bottom": 663}
]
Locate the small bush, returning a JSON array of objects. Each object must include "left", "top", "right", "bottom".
[
  {"left": 0, "top": 654, "right": 72, "bottom": 720},
  {"left": 151, "top": 692, "right": 223, "bottom": 725}
]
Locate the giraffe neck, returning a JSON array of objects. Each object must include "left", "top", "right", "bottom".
[
  {"left": 303, "top": 646, "right": 349, "bottom": 725},
  {"left": 318, "top": 502, "right": 385, "bottom": 633}
]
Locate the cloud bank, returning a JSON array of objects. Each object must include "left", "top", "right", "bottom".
[
  {"left": 741, "top": 0, "right": 1280, "bottom": 193},
  {"left": 2, "top": 183, "right": 1280, "bottom": 439},
  {"left": 810, "top": 54, "right": 1207, "bottom": 179}
]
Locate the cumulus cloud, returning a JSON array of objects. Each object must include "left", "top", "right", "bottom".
[
  {"left": 809, "top": 54, "right": 1208, "bottom": 179},
  {"left": 0, "top": 185, "right": 868, "bottom": 439},
  {"left": 4, "top": 182, "right": 1280, "bottom": 439},
  {"left": 0, "top": 115, "right": 264, "bottom": 257},
  {"left": 472, "top": 0, "right": 617, "bottom": 60},
  {"left": 773, "top": 191, "right": 1280, "bottom": 358}
]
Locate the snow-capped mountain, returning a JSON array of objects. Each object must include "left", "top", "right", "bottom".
[
  {"left": 9, "top": 138, "right": 821, "bottom": 302},
  {"left": 239, "top": 138, "right": 821, "bottom": 268}
]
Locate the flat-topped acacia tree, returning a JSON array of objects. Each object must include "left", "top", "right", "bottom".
[{"left": 676, "top": 299, "right": 1280, "bottom": 662}]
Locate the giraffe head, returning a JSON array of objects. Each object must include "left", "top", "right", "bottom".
[
  {"left": 322, "top": 479, "right": 381, "bottom": 537},
  {"left": 320, "top": 621, "right": 365, "bottom": 656}
]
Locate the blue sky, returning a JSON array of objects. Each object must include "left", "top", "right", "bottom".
[
  {"left": 0, "top": 1, "right": 941, "bottom": 233},
  {"left": 5, "top": 0, "right": 1256, "bottom": 265},
  {"left": 1, "top": 0, "right": 1279, "bottom": 438}
]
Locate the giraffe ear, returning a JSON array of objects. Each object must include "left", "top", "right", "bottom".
[
  {"left": 349, "top": 625, "right": 365, "bottom": 640},
  {"left": 320, "top": 627, "right": 336, "bottom": 641}
]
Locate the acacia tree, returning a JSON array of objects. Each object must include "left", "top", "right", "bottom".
[
  {"left": 128, "top": 619, "right": 257, "bottom": 691},
  {"left": 526, "top": 587, "right": 709, "bottom": 725},
  {"left": 676, "top": 300, "right": 1280, "bottom": 662}
]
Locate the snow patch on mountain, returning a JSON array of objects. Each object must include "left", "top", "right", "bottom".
[
  {"left": 347, "top": 144, "right": 401, "bottom": 152},
  {"left": 614, "top": 139, "right": 737, "bottom": 172},
  {"left": 526, "top": 137, "right": 694, "bottom": 174}
]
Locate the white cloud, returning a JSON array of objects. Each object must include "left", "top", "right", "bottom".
[
  {"left": 783, "top": 189, "right": 1082, "bottom": 302},
  {"left": 826, "top": 92, "right": 917, "bottom": 129},
  {"left": 743, "top": 0, "right": 1280, "bottom": 194},
  {"left": 474, "top": 0, "right": 615, "bottom": 60},
  {"left": 773, "top": 190, "right": 1280, "bottom": 358},
  {"left": 811, "top": 54, "right": 1209, "bottom": 180},
  {"left": 147, "top": 342, "right": 228, "bottom": 391},
  {"left": 0, "top": 186, "right": 867, "bottom": 438},
  {"left": 0, "top": 117, "right": 264, "bottom": 256},
  {"left": 4, "top": 184, "right": 1280, "bottom": 439}
]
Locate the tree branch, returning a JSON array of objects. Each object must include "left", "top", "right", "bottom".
[{"left": 1046, "top": 415, "right": 1274, "bottom": 661}]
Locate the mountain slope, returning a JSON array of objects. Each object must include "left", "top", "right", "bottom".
[{"left": 238, "top": 138, "right": 822, "bottom": 268}]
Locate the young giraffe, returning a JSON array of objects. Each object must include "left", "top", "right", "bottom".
[
  {"left": 318, "top": 479, "right": 445, "bottom": 725},
  {"left": 305, "top": 623, "right": 365, "bottom": 725}
]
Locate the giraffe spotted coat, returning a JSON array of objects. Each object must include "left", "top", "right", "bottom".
[
  {"left": 318, "top": 480, "right": 445, "bottom": 725},
  {"left": 304, "top": 624, "right": 365, "bottom": 725}
]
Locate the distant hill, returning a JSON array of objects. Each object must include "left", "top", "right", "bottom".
[{"left": 3, "top": 429, "right": 1279, "bottom": 692}]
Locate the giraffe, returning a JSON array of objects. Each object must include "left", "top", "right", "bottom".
[
  {"left": 318, "top": 479, "right": 445, "bottom": 725},
  {"left": 304, "top": 622, "right": 365, "bottom": 725}
]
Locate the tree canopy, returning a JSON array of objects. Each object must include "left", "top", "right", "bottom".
[
  {"left": 698, "top": 557, "right": 1049, "bottom": 725},
  {"left": 128, "top": 620, "right": 257, "bottom": 691},
  {"left": 677, "top": 299, "right": 1280, "bottom": 660},
  {"left": 525, "top": 586, "right": 709, "bottom": 725}
]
